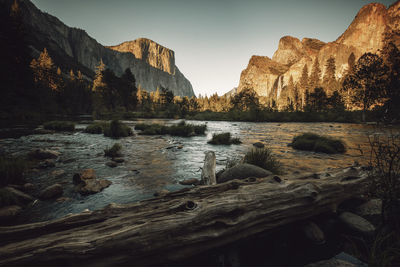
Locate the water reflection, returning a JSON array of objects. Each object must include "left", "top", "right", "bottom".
[{"left": 0, "top": 120, "right": 396, "bottom": 223}]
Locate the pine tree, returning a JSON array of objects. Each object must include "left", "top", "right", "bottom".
[
  {"left": 299, "top": 64, "right": 309, "bottom": 109},
  {"left": 92, "top": 59, "right": 105, "bottom": 91},
  {"left": 309, "top": 58, "right": 321, "bottom": 91},
  {"left": 323, "top": 56, "right": 337, "bottom": 95}
]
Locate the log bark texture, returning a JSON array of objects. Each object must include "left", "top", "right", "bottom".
[{"left": 0, "top": 167, "right": 369, "bottom": 266}]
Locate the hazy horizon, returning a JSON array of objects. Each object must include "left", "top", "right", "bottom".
[{"left": 31, "top": 0, "right": 395, "bottom": 97}]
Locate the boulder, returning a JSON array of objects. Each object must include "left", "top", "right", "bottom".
[
  {"left": 353, "top": 199, "right": 381, "bottom": 224},
  {"left": 179, "top": 178, "right": 200, "bottom": 186},
  {"left": 302, "top": 221, "right": 325, "bottom": 245},
  {"left": 38, "top": 159, "right": 56, "bottom": 169},
  {"left": 217, "top": 163, "right": 272, "bottom": 183},
  {"left": 76, "top": 179, "right": 112, "bottom": 195},
  {"left": 73, "top": 169, "right": 112, "bottom": 195},
  {"left": 305, "top": 259, "right": 355, "bottom": 267},
  {"left": 39, "top": 184, "right": 63, "bottom": 200},
  {"left": 73, "top": 169, "right": 96, "bottom": 185},
  {"left": 56, "top": 197, "right": 72, "bottom": 203},
  {"left": 339, "top": 212, "right": 375, "bottom": 236},
  {"left": 28, "top": 149, "right": 60, "bottom": 160},
  {"left": 106, "top": 161, "right": 118, "bottom": 168},
  {"left": 51, "top": 169, "right": 66, "bottom": 178},
  {"left": 112, "top": 158, "right": 125, "bottom": 163},
  {"left": 0, "top": 205, "right": 22, "bottom": 222},
  {"left": 3, "top": 187, "right": 34, "bottom": 205},
  {"left": 253, "top": 142, "right": 264, "bottom": 148}
]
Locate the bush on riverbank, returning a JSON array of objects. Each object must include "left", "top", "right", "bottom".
[
  {"left": 290, "top": 133, "right": 346, "bottom": 154},
  {"left": 85, "top": 122, "right": 109, "bottom": 134},
  {"left": 208, "top": 132, "right": 241, "bottom": 145},
  {"left": 243, "top": 147, "right": 282, "bottom": 174},
  {"left": 43, "top": 121, "right": 75, "bottom": 131},
  {"left": 0, "top": 156, "right": 27, "bottom": 187},
  {"left": 135, "top": 121, "right": 206, "bottom": 137},
  {"left": 104, "top": 143, "right": 122, "bottom": 158},
  {"left": 103, "top": 120, "right": 133, "bottom": 138}
]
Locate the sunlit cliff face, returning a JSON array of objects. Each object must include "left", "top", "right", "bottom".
[{"left": 237, "top": 2, "right": 400, "bottom": 111}]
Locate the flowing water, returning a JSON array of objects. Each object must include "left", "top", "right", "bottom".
[{"left": 0, "top": 120, "right": 396, "bottom": 223}]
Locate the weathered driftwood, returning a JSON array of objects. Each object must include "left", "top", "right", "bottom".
[
  {"left": 0, "top": 167, "right": 369, "bottom": 266},
  {"left": 201, "top": 151, "right": 216, "bottom": 185}
]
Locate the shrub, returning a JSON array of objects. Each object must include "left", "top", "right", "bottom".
[
  {"left": 208, "top": 132, "right": 242, "bottom": 145},
  {"left": 368, "top": 133, "right": 400, "bottom": 231},
  {"left": 193, "top": 124, "right": 207, "bottom": 135},
  {"left": 104, "top": 143, "right": 122, "bottom": 158},
  {"left": 290, "top": 133, "right": 345, "bottom": 154},
  {"left": 0, "top": 156, "right": 27, "bottom": 187},
  {"left": 136, "top": 121, "right": 206, "bottom": 137},
  {"left": 43, "top": 121, "right": 75, "bottom": 131},
  {"left": 85, "top": 122, "right": 109, "bottom": 134},
  {"left": 243, "top": 147, "right": 282, "bottom": 174},
  {"left": 103, "top": 120, "right": 133, "bottom": 138}
]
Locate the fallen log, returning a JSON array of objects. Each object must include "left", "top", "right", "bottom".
[{"left": 0, "top": 167, "right": 370, "bottom": 266}]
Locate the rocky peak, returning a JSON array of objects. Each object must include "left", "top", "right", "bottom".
[
  {"left": 301, "top": 38, "right": 326, "bottom": 55},
  {"left": 336, "top": 2, "right": 388, "bottom": 53},
  {"left": 272, "top": 36, "right": 304, "bottom": 66},
  {"left": 108, "top": 38, "right": 175, "bottom": 75}
]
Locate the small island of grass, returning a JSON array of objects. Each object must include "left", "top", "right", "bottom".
[
  {"left": 207, "top": 132, "right": 241, "bottom": 145},
  {"left": 135, "top": 121, "right": 206, "bottom": 137},
  {"left": 85, "top": 120, "right": 132, "bottom": 138},
  {"left": 290, "top": 133, "right": 346, "bottom": 154},
  {"left": 43, "top": 121, "right": 75, "bottom": 132}
]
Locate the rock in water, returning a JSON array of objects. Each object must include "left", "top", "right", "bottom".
[
  {"left": 218, "top": 163, "right": 272, "bottom": 183},
  {"left": 3, "top": 187, "right": 34, "bottom": 205},
  {"left": 0, "top": 205, "right": 22, "bottom": 222},
  {"left": 106, "top": 161, "right": 118, "bottom": 168},
  {"left": 73, "top": 169, "right": 97, "bottom": 185},
  {"left": 179, "top": 178, "right": 200, "bottom": 186},
  {"left": 339, "top": 212, "right": 375, "bottom": 236},
  {"left": 253, "top": 142, "right": 264, "bottom": 148},
  {"left": 112, "top": 158, "right": 125, "bottom": 163},
  {"left": 77, "top": 179, "right": 112, "bottom": 195},
  {"left": 39, "top": 184, "right": 63, "bottom": 200},
  {"left": 28, "top": 148, "right": 60, "bottom": 160},
  {"left": 73, "top": 169, "right": 111, "bottom": 195}
]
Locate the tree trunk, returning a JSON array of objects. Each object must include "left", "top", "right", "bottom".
[
  {"left": 0, "top": 167, "right": 369, "bottom": 266},
  {"left": 201, "top": 151, "right": 216, "bottom": 185}
]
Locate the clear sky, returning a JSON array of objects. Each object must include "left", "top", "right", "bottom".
[{"left": 31, "top": 0, "right": 395, "bottom": 96}]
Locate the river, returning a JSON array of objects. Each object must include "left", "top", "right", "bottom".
[{"left": 0, "top": 120, "right": 395, "bottom": 224}]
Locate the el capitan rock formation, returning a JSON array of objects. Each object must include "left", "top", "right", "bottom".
[
  {"left": 238, "top": 1, "right": 400, "bottom": 109},
  {"left": 2, "top": 0, "right": 194, "bottom": 97}
]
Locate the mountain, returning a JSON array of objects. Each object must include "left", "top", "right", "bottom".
[
  {"left": 4, "top": 0, "right": 195, "bottom": 97},
  {"left": 237, "top": 1, "right": 400, "bottom": 109}
]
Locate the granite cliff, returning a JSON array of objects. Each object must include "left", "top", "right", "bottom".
[
  {"left": 238, "top": 1, "right": 400, "bottom": 109},
  {"left": 7, "top": 0, "right": 194, "bottom": 97}
]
